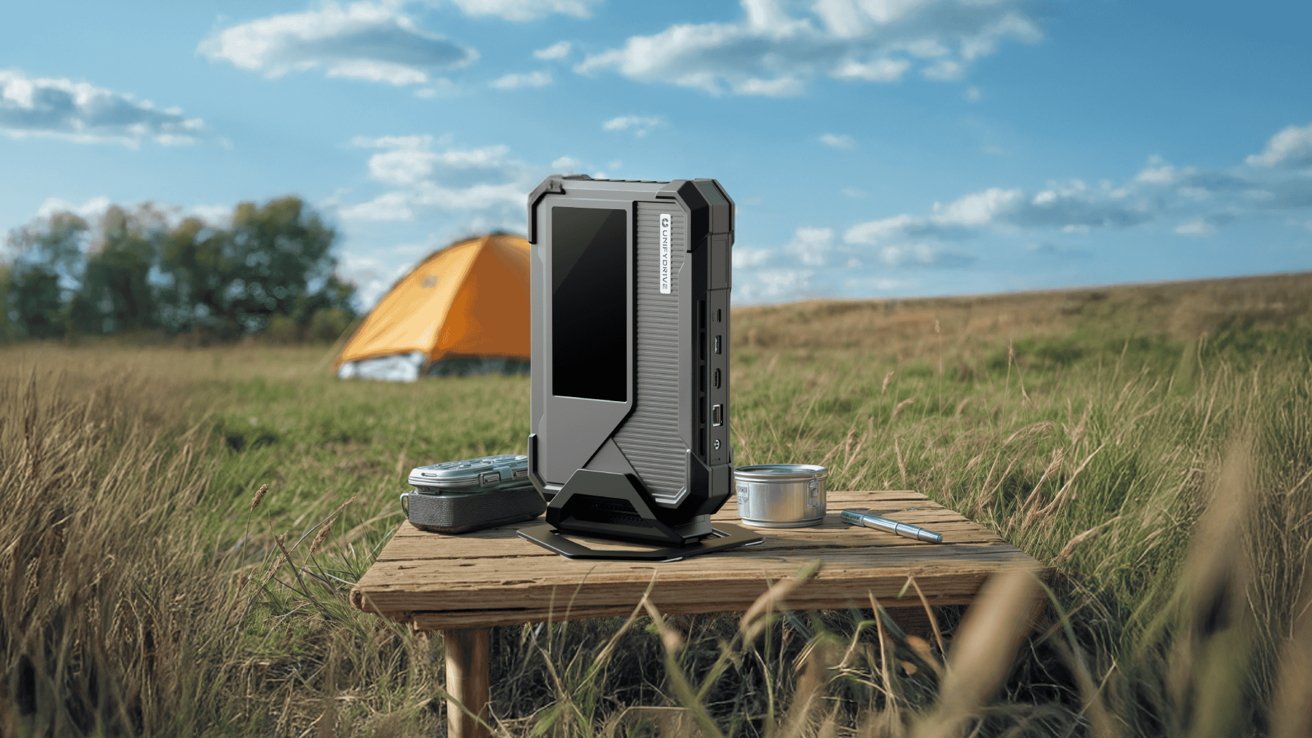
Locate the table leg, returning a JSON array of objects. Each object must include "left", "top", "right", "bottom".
[{"left": 442, "top": 627, "right": 491, "bottom": 738}]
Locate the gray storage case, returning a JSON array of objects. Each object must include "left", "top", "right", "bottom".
[{"left": 524, "top": 176, "right": 739, "bottom": 548}]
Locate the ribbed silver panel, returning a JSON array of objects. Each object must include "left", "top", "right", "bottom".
[{"left": 614, "top": 203, "right": 686, "bottom": 502}]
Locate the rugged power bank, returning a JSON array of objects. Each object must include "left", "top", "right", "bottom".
[
  {"left": 401, "top": 487, "right": 544, "bottom": 534},
  {"left": 402, "top": 455, "right": 545, "bottom": 534},
  {"left": 525, "top": 176, "right": 735, "bottom": 546}
]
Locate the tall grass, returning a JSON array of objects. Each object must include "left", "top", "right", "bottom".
[
  {"left": 2, "top": 273, "right": 1311, "bottom": 735},
  {"left": 0, "top": 370, "right": 237, "bottom": 733}
]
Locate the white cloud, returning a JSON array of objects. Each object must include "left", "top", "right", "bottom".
[
  {"left": 829, "top": 120, "right": 1312, "bottom": 271},
  {"left": 198, "top": 2, "right": 475, "bottom": 87},
  {"left": 1135, "top": 155, "right": 1179, "bottom": 184},
  {"left": 0, "top": 69, "right": 203, "bottom": 146},
  {"left": 577, "top": 0, "right": 1042, "bottom": 96},
  {"left": 24, "top": 198, "right": 235, "bottom": 236},
  {"left": 846, "top": 181, "right": 1150, "bottom": 249},
  {"left": 367, "top": 148, "right": 438, "bottom": 186},
  {"left": 922, "top": 58, "right": 963, "bottom": 80},
  {"left": 964, "top": 85, "right": 982, "bottom": 102},
  {"left": 338, "top": 251, "right": 410, "bottom": 307},
  {"left": 449, "top": 0, "right": 600, "bottom": 21},
  {"left": 818, "top": 132, "right": 855, "bottom": 149},
  {"left": 878, "top": 242, "right": 972, "bottom": 267},
  {"left": 732, "top": 247, "right": 772, "bottom": 268},
  {"left": 722, "top": 119, "right": 1312, "bottom": 304},
  {"left": 186, "top": 204, "right": 234, "bottom": 224},
  {"left": 357, "top": 136, "right": 514, "bottom": 188},
  {"left": 845, "top": 214, "right": 921, "bottom": 245},
  {"left": 736, "top": 267, "right": 814, "bottom": 303},
  {"left": 1174, "top": 219, "right": 1216, "bottom": 237},
  {"left": 338, "top": 192, "right": 415, "bottom": 222},
  {"left": 602, "top": 114, "right": 664, "bottom": 138},
  {"left": 533, "top": 41, "right": 572, "bottom": 60},
  {"left": 934, "top": 187, "right": 1024, "bottom": 227},
  {"left": 408, "top": 181, "right": 525, "bottom": 211},
  {"left": 832, "top": 58, "right": 910, "bottom": 82},
  {"left": 734, "top": 76, "right": 805, "bottom": 97},
  {"left": 491, "top": 70, "right": 553, "bottom": 90},
  {"left": 336, "top": 134, "right": 536, "bottom": 228},
  {"left": 1246, "top": 123, "right": 1312, "bottom": 169},
  {"left": 551, "top": 155, "right": 582, "bottom": 170},
  {"left": 786, "top": 226, "right": 835, "bottom": 266},
  {"left": 350, "top": 133, "right": 441, "bottom": 150},
  {"left": 35, "top": 196, "right": 112, "bottom": 220}
]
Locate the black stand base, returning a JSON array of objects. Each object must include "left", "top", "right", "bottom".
[
  {"left": 517, "top": 522, "right": 762, "bottom": 562},
  {"left": 546, "top": 468, "right": 714, "bottom": 545}
]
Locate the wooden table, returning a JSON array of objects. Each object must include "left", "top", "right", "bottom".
[{"left": 351, "top": 490, "right": 1040, "bottom": 737}]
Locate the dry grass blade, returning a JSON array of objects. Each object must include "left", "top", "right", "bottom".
[
  {"left": 911, "top": 566, "right": 1042, "bottom": 738},
  {"left": 305, "top": 495, "right": 357, "bottom": 556},
  {"left": 640, "top": 598, "right": 722, "bottom": 738},
  {"left": 908, "top": 577, "right": 946, "bottom": 659},
  {"left": 249, "top": 483, "right": 270, "bottom": 511},
  {"left": 774, "top": 636, "right": 838, "bottom": 738},
  {"left": 1168, "top": 434, "right": 1257, "bottom": 738},
  {"left": 1053, "top": 516, "right": 1121, "bottom": 565},
  {"left": 869, "top": 595, "right": 903, "bottom": 731},
  {"left": 740, "top": 561, "right": 823, "bottom": 643},
  {"left": 1270, "top": 568, "right": 1312, "bottom": 738},
  {"left": 894, "top": 437, "right": 909, "bottom": 488},
  {"left": 891, "top": 398, "right": 916, "bottom": 422}
]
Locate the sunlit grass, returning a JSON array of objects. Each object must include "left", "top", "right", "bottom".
[{"left": 2, "top": 272, "right": 1310, "bottom": 735}]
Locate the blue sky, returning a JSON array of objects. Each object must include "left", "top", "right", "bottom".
[{"left": 2, "top": 1, "right": 1310, "bottom": 306}]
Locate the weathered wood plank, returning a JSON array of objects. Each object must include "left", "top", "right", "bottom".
[
  {"left": 349, "top": 490, "right": 1039, "bottom": 631},
  {"left": 376, "top": 520, "right": 1000, "bottom": 562},
  {"left": 409, "top": 597, "right": 974, "bottom": 630},
  {"left": 352, "top": 554, "right": 1035, "bottom": 621}
]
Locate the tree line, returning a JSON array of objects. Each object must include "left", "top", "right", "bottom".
[{"left": 0, "top": 196, "right": 358, "bottom": 343}]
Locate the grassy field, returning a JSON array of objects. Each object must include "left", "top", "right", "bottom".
[{"left": 3, "top": 272, "right": 1312, "bottom": 736}]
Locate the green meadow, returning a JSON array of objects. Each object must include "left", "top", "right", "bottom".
[{"left": 3, "top": 272, "right": 1311, "bottom": 736}]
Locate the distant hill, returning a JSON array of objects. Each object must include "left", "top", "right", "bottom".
[{"left": 735, "top": 272, "right": 1312, "bottom": 363}]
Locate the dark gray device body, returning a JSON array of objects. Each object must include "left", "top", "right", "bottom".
[{"left": 527, "top": 175, "right": 734, "bottom": 544}]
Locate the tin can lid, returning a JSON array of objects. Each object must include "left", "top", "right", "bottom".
[{"left": 734, "top": 464, "right": 828, "bottom": 482}]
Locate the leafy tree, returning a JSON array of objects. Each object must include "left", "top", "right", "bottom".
[
  {"left": 72, "top": 205, "right": 165, "bottom": 335},
  {"left": 4, "top": 196, "right": 357, "bottom": 341},
  {"left": 293, "top": 273, "right": 357, "bottom": 327},
  {"left": 0, "top": 263, "right": 11, "bottom": 341},
  {"left": 306, "top": 306, "right": 356, "bottom": 343},
  {"left": 157, "top": 215, "right": 233, "bottom": 336},
  {"left": 4, "top": 212, "right": 89, "bottom": 338},
  {"left": 156, "top": 196, "right": 354, "bottom": 338},
  {"left": 223, "top": 197, "right": 338, "bottom": 334}
]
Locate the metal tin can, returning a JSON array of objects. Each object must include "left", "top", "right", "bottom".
[{"left": 733, "top": 464, "right": 828, "bottom": 528}]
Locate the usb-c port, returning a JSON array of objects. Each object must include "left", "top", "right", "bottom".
[
  {"left": 712, "top": 404, "right": 723, "bottom": 427},
  {"left": 713, "top": 369, "right": 721, "bottom": 388}
]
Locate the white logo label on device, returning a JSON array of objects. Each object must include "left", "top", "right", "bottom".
[{"left": 658, "top": 213, "right": 672, "bottom": 294}]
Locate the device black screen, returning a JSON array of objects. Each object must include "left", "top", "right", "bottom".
[{"left": 552, "top": 206, "right": 628, "bottom": 401}]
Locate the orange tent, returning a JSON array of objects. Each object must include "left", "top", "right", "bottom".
[{"left": 335, "top": 232, "right": 530, "bottom": 380}]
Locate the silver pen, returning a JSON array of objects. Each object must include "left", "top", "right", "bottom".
[{"left": 841, "top": 509, "right": 944, "bottom": 543}]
